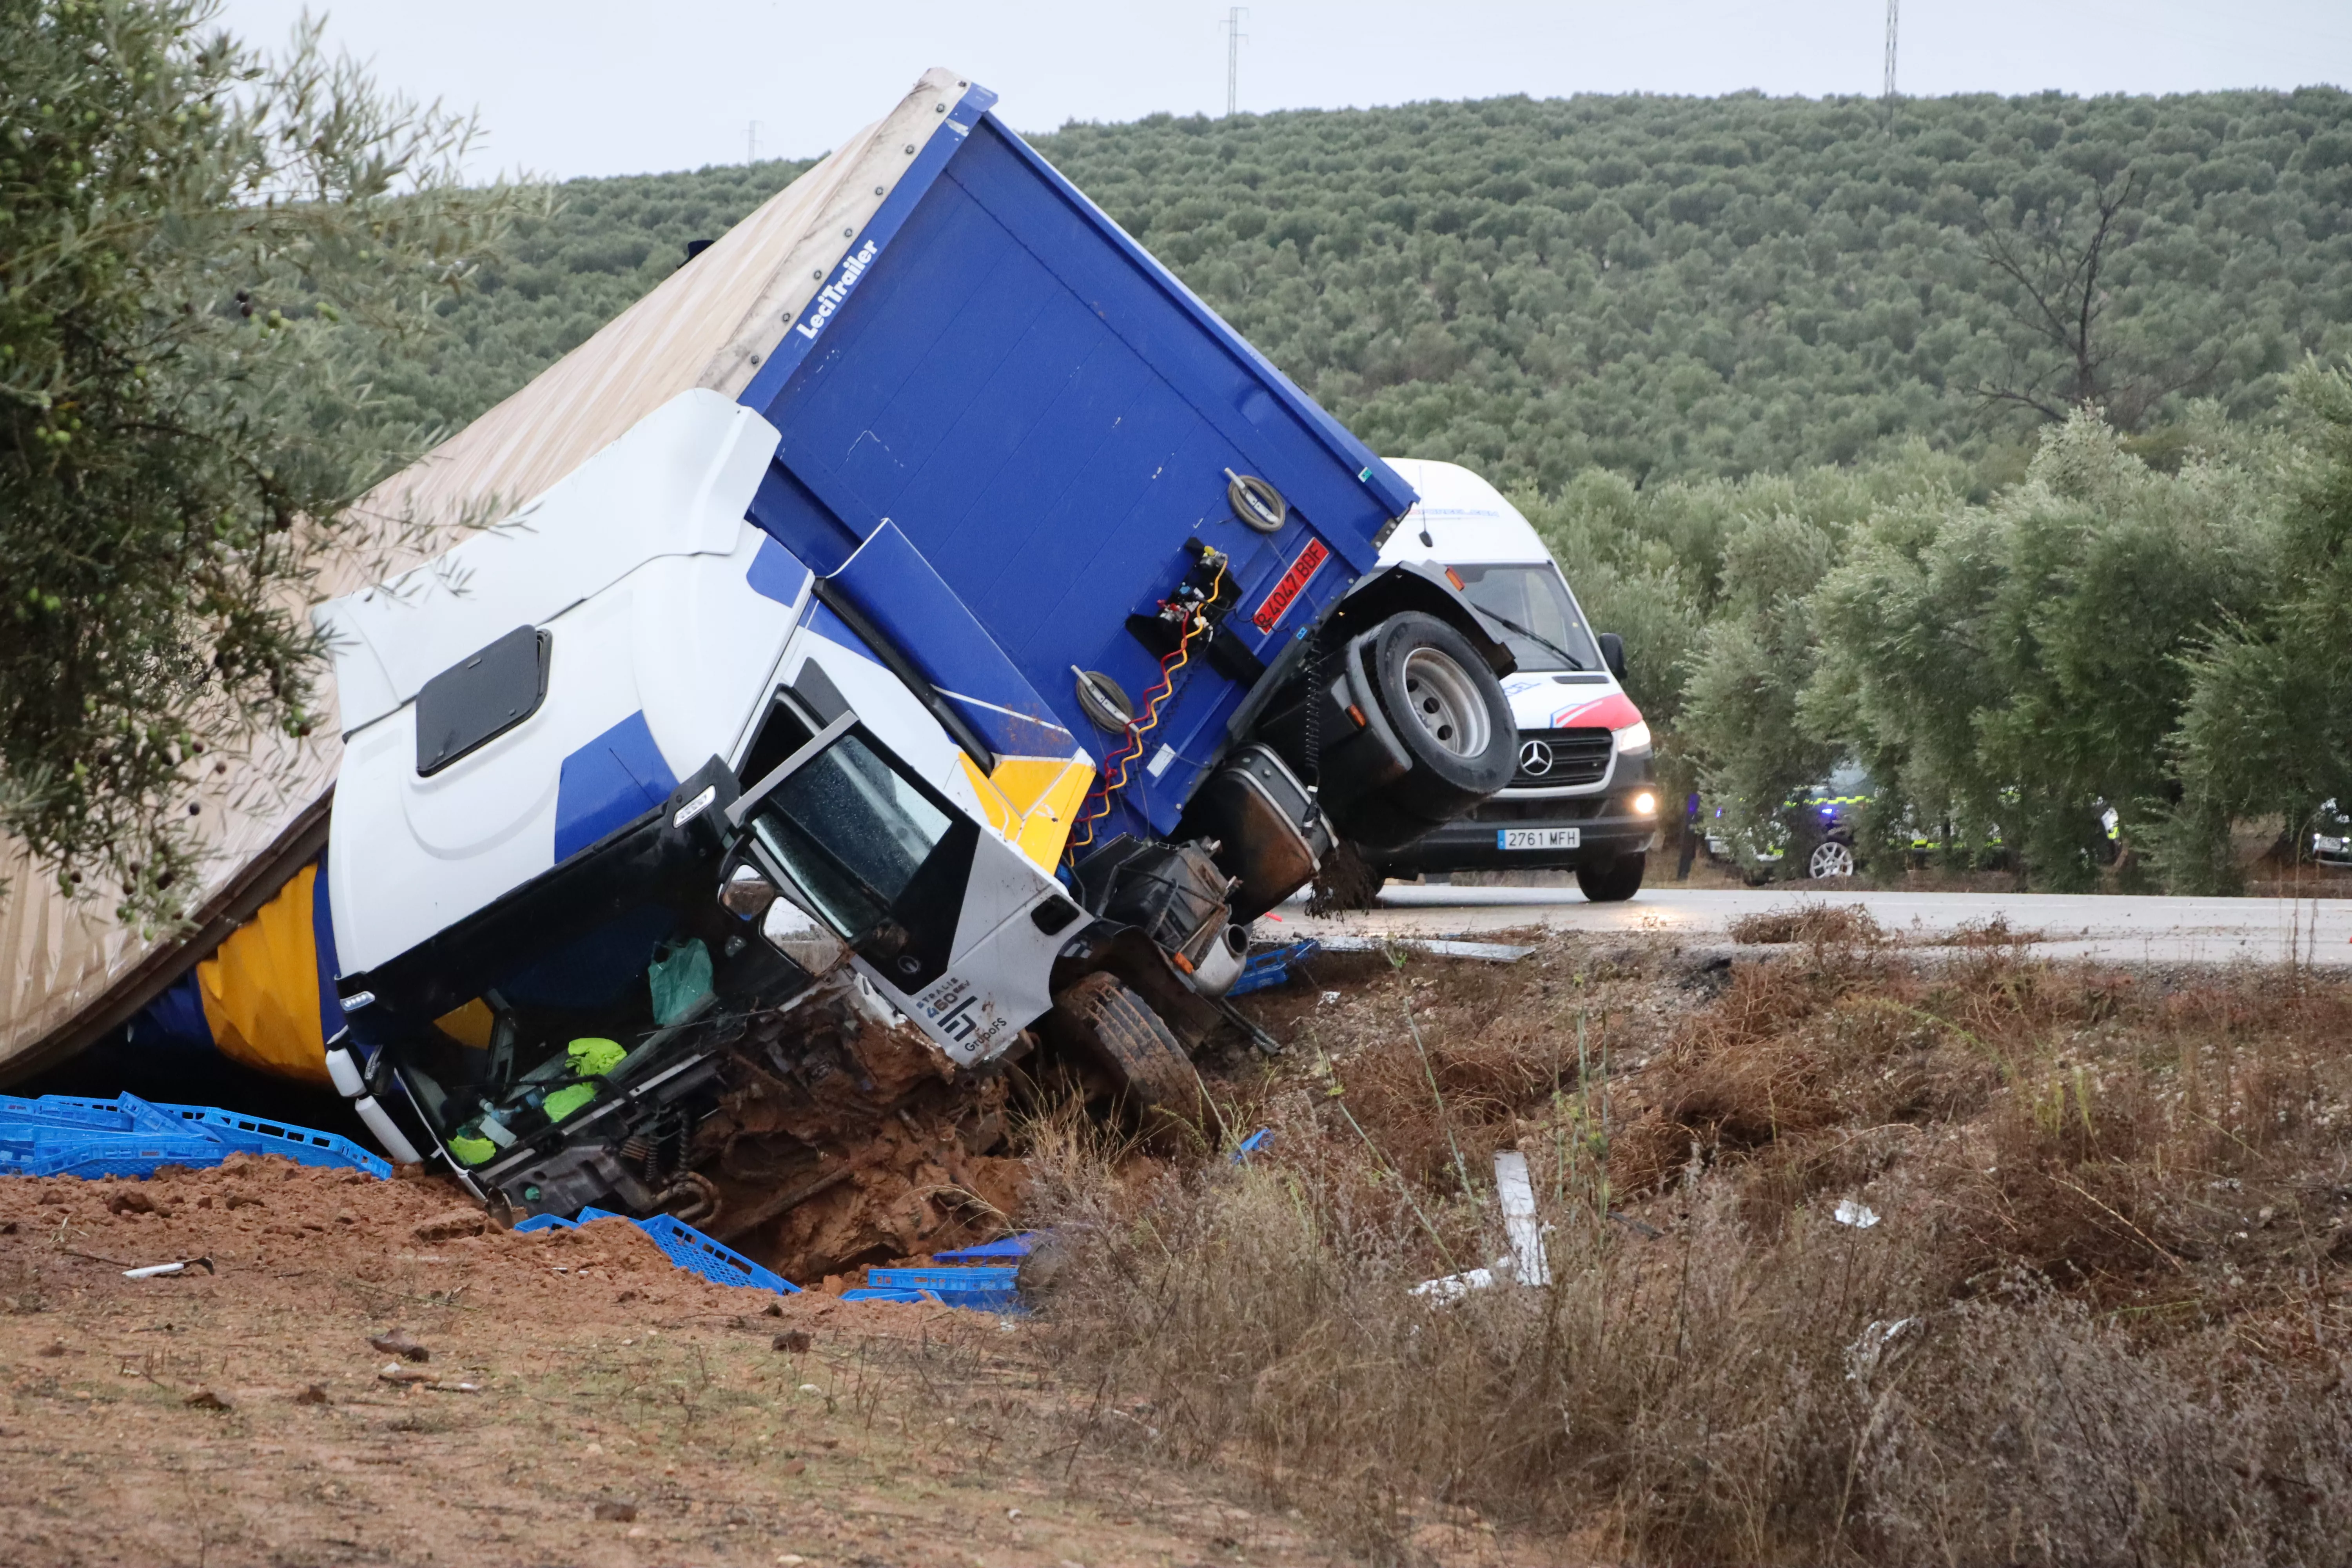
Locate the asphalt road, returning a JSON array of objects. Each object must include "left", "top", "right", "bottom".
[{"left": 1275, "top": 884, "right": 2352, "bottom": 967}]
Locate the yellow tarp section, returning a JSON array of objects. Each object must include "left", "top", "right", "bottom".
[
  {"left": 196, "top": 864, "right": 333, "bottom": 1085},
  {"left": 961, "top": 754, "right": 1095, "bottom": 871}
]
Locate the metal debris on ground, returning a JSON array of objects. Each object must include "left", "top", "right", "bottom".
[
  {"left": 1310, "top": 936, "right": 1536, "bottom": 963},
  {"left": 1494, "top": 1151, "right": 1550, "bottom": 1286},
  {"left": 1414, "top": 1150, "right": 1553, "bottom": 1300},
  {"left": 0, "top": 1093, "right": 390, "bottom": 1181},
  {"left": 122, "top": 1256, "right": 213, "bottom": 1279}
]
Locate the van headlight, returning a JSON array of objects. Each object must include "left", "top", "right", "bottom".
[
  {"left": 1614, "top": 719, "right": 1652, "bottom": 754},
  {"left": 1632, "top": 791, "right": 1657, "bottom": 815}
]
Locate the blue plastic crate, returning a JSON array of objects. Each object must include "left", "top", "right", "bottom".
[
  {"left": 622, "top": 1211, "right": 803, "bottom": 1295},
  {"left": 1230, "top": 1127, "right": 1275, "bottom": 1163},
  {"left": 152, "top": 1102, "right": 390, "bottom": 1178},
  {"left": 28, "top": 1140, "right": 229, "bottom": 1180},
  {"left": 840, "top": 1286, "right": 931, "bottom": 1304},
  {"left": 1229, "top": 938, "right": 1321, "bottom": 997},
  {"left": 0, "top": 1094, "right": 387, "bottom": 1181},
  {"left": 866, "top": 1265, "right": 1019, "bottom": 1294},
  {"left": 514, "top": 1207, "right": 801, "bottom": 1295},
  {"left": 864, "top": 1264, "right": 1022, "bottom": 1312},
  {"left": 933, "top": 1232, "right": 1045, "bottom": 1261},
  {"left": 0, "top": 1094, "right": 142, "bottom": 1132}
]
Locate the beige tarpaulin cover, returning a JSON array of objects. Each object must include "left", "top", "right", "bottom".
[{"left": 0, "top": 68, "right": 976, "bottom": 1078}]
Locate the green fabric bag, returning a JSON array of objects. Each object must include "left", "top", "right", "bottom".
[{"left": 648, "top": 937, "right": 713, "bottom": 1027}]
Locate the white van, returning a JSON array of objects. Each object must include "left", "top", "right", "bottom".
[{"left": 1372, "top": 459, "right": 1660, "bottom": 901}]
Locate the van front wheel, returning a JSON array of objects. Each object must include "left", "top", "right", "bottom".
[{"left": 1576, "top": 853, "right": 1646, "bottom": 904}]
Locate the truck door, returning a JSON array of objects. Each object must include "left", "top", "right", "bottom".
[{"left": 724, "top": 711, "right": 1067, "bottom": 1066}]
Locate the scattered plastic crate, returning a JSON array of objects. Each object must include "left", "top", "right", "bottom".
[
  {"left": 154, "top": 1102, "right": 390, "bottom": 1175},
  {"left": 512, "top": 1207, "right": 802, "bottom": 1295},
  {"left": 1230, "top": 1127, "right": 1275, "bottom": 1163},
  {"left": 863, "top": 1263, "right": 1022, "bottom": 1311},
  {"left": 866, "top": 1265, "right": 1018, "bottom": 1294},
  {"left": 512, "top": 1211, "right": 1026, "bottom": 1310},
  {"left": 0, "top": 1093, "right": 389, "bottom": 1180},
  {"left": 933, "top": 1232, "right": 1045, "bottom": 1261},
  {"left": 1229, "top": 938, "right": 1321, "bottom": 996}
]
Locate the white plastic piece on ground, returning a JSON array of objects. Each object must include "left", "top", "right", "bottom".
[
  {"left": 324, "top": 1047, "right": 365, "bottom": 1099},
  {"left": 1411, "top": 1266, "right": 1497, "bottom": 1302},
  {"left": 123, "top": 1261, "right": 188, "bottom": 1279},
  {"left": 1833, "top": 1198, "right": 1881, "bottom": 1229},
  {"left": 354, "top": 1094, "right": 425, "bottom": 1166},
  {"left": 1494, "top": 1151, "right": 1551, "bottom": 1287},
  {"left": 1845, "top": 1316, "right": 1923, "bottom": 1385},
  {"left": 1416, "top": 1151, "right": 1552, "bottom": 1299}
]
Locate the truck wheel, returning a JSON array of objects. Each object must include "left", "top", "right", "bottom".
[
  {"left": 1361, "top": 613, "right": 1514, "bottom": 818},
  {"left": 1047, "top": 973, "right": 1206, "bottom": 1138},
  {"left": 1576, "top": 853, "right": 1646, "bottom": 903}
]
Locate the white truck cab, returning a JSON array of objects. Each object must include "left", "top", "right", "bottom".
[{"left": 1371, "top": 459, "right": 1659, "bottom": 901}]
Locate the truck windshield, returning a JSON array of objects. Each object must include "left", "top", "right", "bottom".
[
  {"left": 1450, "top": 564, "right": 1601, "bottom": 673},
  {"left": 745, "top": 731, "right": 954, "bottom": 940}
]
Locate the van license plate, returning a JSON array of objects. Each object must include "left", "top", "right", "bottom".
[{"left": 1498, "top": 827, "right": 1579, "bottom": 851}]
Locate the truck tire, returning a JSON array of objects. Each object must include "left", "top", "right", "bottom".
[
  {"left": 1360, "top": 613, "right": 1514, "bottom": 819},
  {"left": 1576, "top": 852, "right": 1646, "bottom": 903},
  {"left": 1047, "top": 973, "right": 1206, "bottom": 1137}
]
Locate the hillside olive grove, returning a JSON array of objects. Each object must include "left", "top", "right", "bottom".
[
  {"left": 352, "top": 87, "right": 2352, "bottom": 891},
  {"left": 382, "top": 88, "right": 2352, "bottom": 488}
]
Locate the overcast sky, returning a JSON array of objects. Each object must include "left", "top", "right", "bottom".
[{"left": 215, "top": 1, "right": 2352, "bottom": 182}]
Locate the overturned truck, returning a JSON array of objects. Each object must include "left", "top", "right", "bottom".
[{"left": 24, "top": 71, "right": 1521, "bottom": 1254}]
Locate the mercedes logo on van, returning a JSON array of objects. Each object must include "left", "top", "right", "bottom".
[{"left": 1518, "top": 739, "right": 1554, "bottom": 777}]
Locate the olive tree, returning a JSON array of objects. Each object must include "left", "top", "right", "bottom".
[{"left": 0, "top": 0, "right": 524, "bottom": 920}]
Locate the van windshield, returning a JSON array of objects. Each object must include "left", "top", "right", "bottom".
[{"left": 1450, "top": 564, "right": 1601, "bottom": 673}]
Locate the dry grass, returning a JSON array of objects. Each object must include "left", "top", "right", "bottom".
[
  {"left": 1727, "top": 901, "right": 1886, "bottom": 948},
  {"left": 1025, "top": 937, "right": 2352, "bottom": 1566}
]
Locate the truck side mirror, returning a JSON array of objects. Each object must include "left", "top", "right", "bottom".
[{"left": 1598, "top": 632, "right": 1628, "bottom": 682}]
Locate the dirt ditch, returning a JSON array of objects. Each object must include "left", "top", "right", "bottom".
[{"left": 10, "top": 932, "right": 2352, "bottom": 1566}]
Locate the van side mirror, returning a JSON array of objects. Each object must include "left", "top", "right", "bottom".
[{"left": 1598, "top": 632, "right": 1628, "bottom": 682}]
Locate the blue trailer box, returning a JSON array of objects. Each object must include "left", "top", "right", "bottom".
[{"left": 737, "top": 80, "right": 1419, "bottom": 849}]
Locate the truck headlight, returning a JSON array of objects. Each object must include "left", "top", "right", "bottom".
[
  {"left": 1632, "top": 791, "right": 1657, "bottom": 815},
  {"left": 1614, "top": 719, "right": 1652, "bottom": 754}
]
